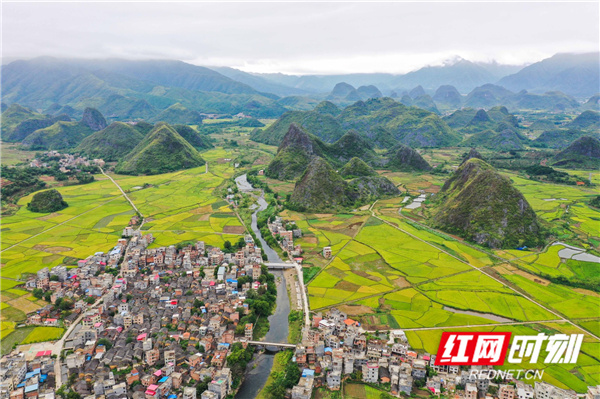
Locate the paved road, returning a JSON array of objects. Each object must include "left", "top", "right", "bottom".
[
  {"left": 294, "top": 263, "right": 311, "bottom": 328},
  {"left": 53, "top": 293, "right": 109, "bottom": 388},
  {"left": 99, "top": 167, "right": 142, "bottom": 216}
]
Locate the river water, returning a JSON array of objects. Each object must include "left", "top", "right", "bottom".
[{"left": 234, "top": 174, "right": 291, "bottom": 399}]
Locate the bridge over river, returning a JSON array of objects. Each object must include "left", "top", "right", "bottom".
[
  {"left": 245, "top": 340, "right": 297, "bottom": 349},
  {"left": 264, "top": 262, "right": 296, "bottom": 269}
]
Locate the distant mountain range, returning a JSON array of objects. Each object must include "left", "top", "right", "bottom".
[
  {"left": 1, "top": 57, "right": 287, "bottom": 119},
  {"left": 498, "top": 53, "right": 599, "bottom": 98},
  {"left": 212, "top": 53, "right": 597, "bottom": 98},
  {"left": 1, "top": 53, "right": 597, "bottom": 123}
]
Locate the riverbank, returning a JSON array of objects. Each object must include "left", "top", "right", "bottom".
[{"left": 234, "top": 174, "right": 292, "bottom": 399}]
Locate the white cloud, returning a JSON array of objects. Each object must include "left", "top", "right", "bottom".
[{"left": 2, "top": 2, "right": 598, "bottom": 74}]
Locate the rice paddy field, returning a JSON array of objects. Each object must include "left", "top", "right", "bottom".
[
  {"left": 0, "top": 142, "right": 37, "bottom": 166},
  {"left": 21, "top": 326, "right": 64, "bottom": 344},
  {"left": 2, "top": 158, "right": 247, "bottom": 283},
  {"left": 277, "top": 210, "right": 367, "bottom": 270},
  {"left": 300, "top": 170, "right": 600, "bottom": 391},
  {"left": 504, "top": 173, "right": 600, "bottom": 249},
  {"left": 0, "top": 276, "right": 54, "bottom": 338},
  {"left": 1, "top": 147, "right": 248, "bottom": 343},
  {"left": 1, "top": 177, "right": 134, "bottom": 278},
  {"left": 2, "top": 138, "right": 599, "bottom": 390},
  {"left": 343, "top": 383, "right": 388, "bottom": 399},
  {"left": 109, "top": 163, "right": 245, "bottom": 248},
  {"left": 0, "top": 326, "right": 65, "bottom": 356}
]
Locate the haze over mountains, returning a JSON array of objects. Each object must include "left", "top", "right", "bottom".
[{"left": 1, "top": 52, "right": 597, "bottom": 123}]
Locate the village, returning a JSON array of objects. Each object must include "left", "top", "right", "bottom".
[
  {"left": 28, "top": 151, "right": 105, "bottom": 173},
  {"left": 1, "top": 214, "right": 599, "bottom": 399}
]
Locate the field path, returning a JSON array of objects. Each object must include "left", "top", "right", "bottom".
[
  {"left": 99, "top": 167, "right": 143, "bottom": 219},
  {"left": 370, "top": 211, "right": 600, "bottom": 341},
  {"left": 303, "top": 208, "right": 372, "bottom": 286},
  {"left": 365, "top": 319, "right": 565, "bottom": 333}
]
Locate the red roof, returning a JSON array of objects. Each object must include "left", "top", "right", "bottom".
[{"left": 35, "top": 350, "right": 52, "bottom": 357}]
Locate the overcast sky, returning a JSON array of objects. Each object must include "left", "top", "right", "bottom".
[{"left": 2, "top": 2, "right": 598, "bottom": 75}]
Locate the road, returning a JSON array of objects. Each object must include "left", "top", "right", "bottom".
[
  {"left": 52, "top": 292, "right": 110, "bottom": 388},
  {"left": 364, "top": 319, "right": 565, "bottom": 333},
  {"left": 293, "top": 263, "right": 311, "bottom": 328},
  {"left": 99, "top": 167, "right": 145, "bottom": 231}
]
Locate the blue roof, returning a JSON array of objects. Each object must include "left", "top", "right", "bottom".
[
  {"left": 302, "top": 369, "right": 315, "bottom": 377},
  {"left": 16, "top": 383, "right": 25, "bottom": 388},
  {"left": 158, "top": 376, "right": 168, "bottom": 383},
  {"left": 168, "top": 395, "right": 177, "bottom": 399},
  {"left": 324, "top": 347, "right": 332, "bottom": 352},
  {"left": 25, "top": 370, "right": 40, "bottom": 379},
  {"left": 25, "top": 385, "right": 38, "bottom": 393}
]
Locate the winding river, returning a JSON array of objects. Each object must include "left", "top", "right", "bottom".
[{"left": 234, "top": 174, "right": 291, "bottom": 399}]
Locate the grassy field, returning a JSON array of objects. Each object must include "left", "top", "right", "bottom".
[
  {"left": 1, "top": 177, "right": 134, "bottom": 278},
  {"left": 109, "top": 164, "right": 245, "bottom": 248},
  {"left": 343, "top": 383, "right": 388, "bottom": 399},
  {"left": 505, "top": 173, "right": 600, "bottom": 249},
  {"left": 0, "top": 327, "right": 35, "bottom": 355},
  {"left": 21, "top": 326, "right": 64, "bottom": 344},
  {"left": 0, "top": 142, "right": 37, "bottom": 166},
  {"left": 300, "top": 176, "right": 600, "bottom": 391},
  {"left": 277, "top": 210, "right": 365, "bottom": 270},
  {"left": 1, "top": 278, "right": 46, "bottom": 325}
]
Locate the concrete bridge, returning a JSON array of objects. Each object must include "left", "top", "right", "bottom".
[
  {"left": 264, "top": 262, "right": 295, "bottom": 269},
  {"left": 246, "top": 340, "right": 296, "bottom": 349}
]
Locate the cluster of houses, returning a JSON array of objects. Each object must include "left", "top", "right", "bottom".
[
  {"left": 7, "top": 223, "right": 276, "bottom": 399},
  {"left": 4, "top": 216, "right": 600, "bottom": 399},
  {"left": 29, "top": 151, "right": 105, "bottom": 172},
  {"left": 290, "top": 308, "right": 599, "bottom": 399},
  {"left": 0, "top": 351, "right": 55, "bottom": 399},
  {"left": 267, "top": 216, "right": 303, "bottom": 259}
]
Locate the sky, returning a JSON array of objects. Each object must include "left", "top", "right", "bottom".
[{"left": 2, "top": 2, "right": 598, "bottom": 75}]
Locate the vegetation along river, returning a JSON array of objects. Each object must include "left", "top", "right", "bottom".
[{"left": 234, "top": 174, "right": 291, "bottom": 399}]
